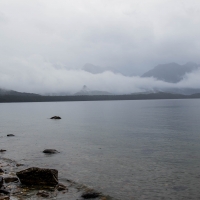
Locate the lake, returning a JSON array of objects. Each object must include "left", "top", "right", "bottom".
[{"left": 0, "top": 99, "right": 200, "bottom": 200}]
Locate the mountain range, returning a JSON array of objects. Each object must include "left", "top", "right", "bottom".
[
  {"left": 1, "top": 62, "right": 200, "bottom": 97},
  {"left": 0, "top": 88, "right": 40, "bottom": 96},
  {"left": 141, "top": 62, "right": 199, "bottom": 83}
]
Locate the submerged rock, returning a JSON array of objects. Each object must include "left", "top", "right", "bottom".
[
  {"left": 7, "top": 134, "right": 15, "bottom": 137},
  {"left": 16, "top": 163, "right": 24, "bottom": 167},
  {"left": 81, "top": 192, "right": 100, "bottom": 199},
  {"left": 16, "top": 167, "right": 58, "bottom": 186},
  {"left": 43, "top": 149, "right": 59, "bottom": 154},
  {"left": 50, "top": 116, "right": 61, "bottom": 119},
  {"left": 0, "top": 150, "right": 6, "bottom": 153}
]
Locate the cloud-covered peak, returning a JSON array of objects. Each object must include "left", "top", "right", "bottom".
[{"left": 142, "top": 62, "right": 199, "bottom": 83}]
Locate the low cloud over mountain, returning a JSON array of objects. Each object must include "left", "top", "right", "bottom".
[
  {"left": 74, "top": 85, "right": 112, "bottom": 96},
  {"left": 142, "top": 62, "right": 199, "bottom": 83},
  {"left": 0, "top": 55, "right": 200, "bottom": 95}
]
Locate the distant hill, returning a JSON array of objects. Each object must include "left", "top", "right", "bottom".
[
  {"left": 0, "top": 88, "right": 40, "bottom": 96},
  {"left": 142, "top": 62, "right": 199, "bottom": 83},
  {"left": 74, "top": 85, "right": 112, "bottom": 96},
  {"left": 160, "top": 88, "right": 200, "bottom": 95}
]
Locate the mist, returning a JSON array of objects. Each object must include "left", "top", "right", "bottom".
[{"left": 0, "top": 54, "right": 199, "bottom": 95}]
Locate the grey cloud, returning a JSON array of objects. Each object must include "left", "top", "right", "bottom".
[{"left": 0, "top": 0, "right": 200, "bottom": 92}]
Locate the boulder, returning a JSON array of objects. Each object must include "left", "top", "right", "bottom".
[
  {"left": 7, "top": 134, "right": 15, "bottom": 137},
  {"left": 50, "top": 116, "right": 61, "bottom": 119},
  {"left": 0, "top": 169, "right": 4, "bottom": 173},
  {"left": 43, "top": 149, "right": 59, "bottom": 154},
  {"left": 16, "top": 167, "right": 58, "bottom": 186}
]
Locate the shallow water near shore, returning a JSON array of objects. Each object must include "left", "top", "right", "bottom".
[{"left": 1, "top": 99, "right": 200, "bottom": 200}]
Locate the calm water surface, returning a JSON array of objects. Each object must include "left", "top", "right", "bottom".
[{"left": 0, "top": 99, "right": 200, "bottom": 200}]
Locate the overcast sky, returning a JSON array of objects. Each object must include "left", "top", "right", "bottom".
[{"left": 0, "top": 0, "right": 200, "bottom": 94}]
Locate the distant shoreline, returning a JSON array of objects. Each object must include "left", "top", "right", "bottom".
[{"left": 1, "top": 92, "right": 200, "bottom": 103}]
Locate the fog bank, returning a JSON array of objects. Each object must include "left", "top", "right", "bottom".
[{"left": 0, "top": 55, "right": 199, "bottom": 95}]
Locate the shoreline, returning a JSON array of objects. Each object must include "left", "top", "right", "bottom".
[
  {"left": 0, "top": 156, "right": 115, "bottom": 200},
  {"left": 1, "top": 92, "right": 200, "bottom": 103}
]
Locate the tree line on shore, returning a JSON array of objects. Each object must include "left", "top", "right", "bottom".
[{"left": 1, "top": 92, "right": 200, "bottom": 103}]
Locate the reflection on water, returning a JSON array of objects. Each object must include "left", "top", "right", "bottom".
[{"left": 1, "top": 99, "right": 200, "bottom": 199}]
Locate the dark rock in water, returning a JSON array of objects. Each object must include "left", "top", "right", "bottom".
[
  {"left": 16, "top": 167, "right": 58, "bottom": 186},
  {"left": 4, "top": 176, "right": 18, "bottom": 183},
  {"left": 0, "top": 169, "right": 3, "bottom": 173},
  {"left": 0, "top": 177, "right": 3, "bottom": 187},
  {"left": 7, "top": 134, "right": 15, "bottom": 137},
  {"left": 0, "top": 150, "right": 6, "bottom": 153},
  {"left": 0, "top": 189, "right": 10, "bottom": 195},
  {"left": 81, "top": 192, "right": 100, "bottom": 199},
  {"left": 37, "top": 190, "right": 49, "bottom": 197},
  {"left": 43, "top": 149, "right": 59, "bottom": 154},
  {"left": 0, "top": 196, "right": 9, "bottom": 200},
  {"left": 16, "top": 163, "right": 24, "bottom": 167},
  {"left": 56, "top": 183, "right": 67, "bottom": 191},
  {"left": 50, "top": 116, "right": 61, "bottom": 119}
]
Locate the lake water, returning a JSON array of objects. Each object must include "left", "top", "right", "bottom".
[{"left": 1, "top": 99, "right": 200, "bottom": 200}]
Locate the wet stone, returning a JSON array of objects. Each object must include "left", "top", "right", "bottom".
[
  {"left": 16, "top": 163, "right": 24, "bottom": 167},
  {"left": 7, "top": 134, "right": 15, "bottom": 137},
  {"left": 37, "top": 190, "right": 49, "bottom": 197},
  {"left": 81, "top": 192, "right": 100, "bottom": 199},
  {"left": 43, "top": 149, "right": 59, "bottom": 154},
  {"left": 50, "top": 116, "right": 61, "bottom": 119},
  {"left": 56, "top": 183, "right": 67, "bottom": 191}
]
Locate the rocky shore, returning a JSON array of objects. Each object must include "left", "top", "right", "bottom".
[{"left": 0, "top": 157, "right": 114, "bottom": 200}]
